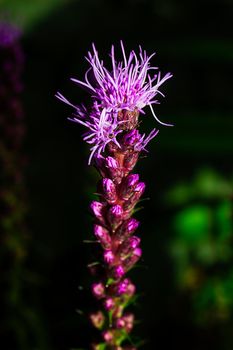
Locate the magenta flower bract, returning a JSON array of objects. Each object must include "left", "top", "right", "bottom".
[{"left": 57, "top": 42, "right": 172, "bottom": 349}]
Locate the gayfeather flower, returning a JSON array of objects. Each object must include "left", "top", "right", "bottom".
[
  {"left": 56, "top": 41, "right": 172, "bottom": 163},
  {"left": 72, "top": 41, "right": 172, "bottom": 121},
  {"left": 57, "top": 42, "right": 172, "bottom": 349}
]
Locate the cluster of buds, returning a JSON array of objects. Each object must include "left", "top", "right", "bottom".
[
  {"left": 89, "top": 125, "right": 146, "bottom": 348},
  {"left": 57, "top": 42, "right": 172, "bottom": 349}
]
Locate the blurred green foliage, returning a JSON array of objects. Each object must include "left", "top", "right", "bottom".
[
  {"left": 167, "top": 169, "right": 233, "bottom": 325},
  {"left": 0, "top": 0, "right": 69, "bottom": 31}
]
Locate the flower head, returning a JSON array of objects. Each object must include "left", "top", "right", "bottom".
[
  {"left": 72, "top": 41, "right": 172, "bottom": 124},
  {"left": 56, "top": 42, "right": 172, "bottom": 163}
]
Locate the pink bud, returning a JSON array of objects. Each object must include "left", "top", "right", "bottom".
[
  {"left": 133, "top": 247, "right": 142, "bottom": 258},
  {"left": 117, "top": 278, "right": 130, "bottom": 295},
  {"left": 134, "top": 181, "right": 146, "bottom": 194},
  {"left": 94, "top": 224, "right": 111, "bottom": 249},
  {"left": 123, "top": 313, "right": 134, "bottom": 333},
  {"left": 127, "top": 174, "right": 139, "bottom": 187},
  {"left": 123, "top": 247, "right": 142, "bottom": 271},
  {"left": 104, "top": 297, "right": 115, "bottom": 311},
  {"left": 102, "top": 178, "right": 117, "bottom": 203},
  {"left": 130, "top": 236, "right": 141, "bottom": 249},
  {"left": 116, "top": 317, "right": 126, "bottom": 329},
  {"left": 111, "top": 265, "right": 125, "bottom": 279},
  {"left": 92, "top": 282, "right": 105, "bottom": 299},
  {"left": 118, "top": 236, "right": 141, "bottom": 257},
  {"left": 90, "top": 201, "right": 105, "bottom": 224},
  {"left": 123, "top": 182, "right": 145, "bottom": 210},
  {"left": 123, "top": 152, "right": 139, "bottom": 172},
  {"left": 102, "top": 330, "right": 114, "bottom": 343},
  {"left": 127, "top": 282, "right": 136, "bottom": 296},
  {"left": 103, "top": 250, "right": 115, "bottom": 264},
  {"left": 127, "top": 218, "right": 140, "bottom": 233},
  {"left": 108, "top": 204, "right": 123, "bottom": 228},
  {"left": 106, "top": 156, "right": 118, "bottom": 169},
  {"left": 120, "top": 174, "right": 139, "bottom": 200},
  {"left": 115, "top": 218, "right": 140, "bottom": 241},
  {"left": 116, "top": 278, "right": 136, "bottom": 296},
  {"left": 106, "top": 156, "right": 122, "bottom": 184}
]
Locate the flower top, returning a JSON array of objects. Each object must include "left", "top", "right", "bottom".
[
  {"left": 56, "top": 42, "right": 172, "bottom": 164},
  {"left": 72, "top": 41, "right": 172, "bottom": 126}
]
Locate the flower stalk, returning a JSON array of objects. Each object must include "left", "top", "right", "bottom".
[{"left": 57, "top": 42, "right": 172, "bottom": 349}]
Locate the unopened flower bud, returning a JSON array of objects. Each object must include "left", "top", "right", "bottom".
[
  {"left": 102, "top": 178, "right": 117, "bottom": 203},
  {"left": 102, "top": 329, "right": 114, "bottom": 343},
  {"left": 116, "top": 278, "right": 136, "bottom": 296},
  {"left": 127, "top": 282, "right": 136, "bottom": 296},
  {"left": 123, "top": 182, "right": 145, "bottom": 210},
  {"left": 123, "top": 152, "right": 139, "bottom": 172},
  {"left": 118, "top": 236, "right": 141, "bottom": 257},
  {"left": 110, "top": 265, "right": 125, "bottom": 280},
  {"left": 134, "top": 182, "right": 146, "bottom": 196},
  {"left": 106, "top": 156, "right": 118, "bottom": 168},
  {"left": 106, "top": 156, "right": 122, "bottom": 184},
  {"left": 115, "top": 218, "right": 140, "bottom": 242},
  {"left": 123, "top": 247, "right": 142, "bottom": 271},
  {"left": 127, "top": 174, "right": 139, "bottom": 187},
  {"left": 90, "top": 201, "right": 105, "bottom": 224},
  {"left": 90, "top": 311, "right": 105, "bottom": 329},
  {"left": 104, "top": 297, "right": 115, "bottom": 311},
  {"left": 116, "top": 317, "right": 126, "bottom": 329},
  {"left": 94, "top": 224, "right": 111, "bottom": 249},
  {"left": 108, "top": 204, "right": 123, "bottom": 228},
  {"left": 117, "top": 278, "right": 130, "bottom": 295},
  {"left": 92, "top": 282, "right": 105, "bottom": 299},
  {"left": 123, "top": 313, "right": 134, "bottom": 333},
  {"left": 120, "top": 174, "right": 139, "bottom": 200},
  {"left": 103, "top": 250, "right": 115, "bottom": 264}
]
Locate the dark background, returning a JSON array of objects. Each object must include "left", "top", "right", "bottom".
[{"left": 1, "top": 0, "right": 233, "bottom": 349}]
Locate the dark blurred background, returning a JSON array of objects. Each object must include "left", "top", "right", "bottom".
[{"left": 0, "top": 0, "right": 232, "bottom": 349}]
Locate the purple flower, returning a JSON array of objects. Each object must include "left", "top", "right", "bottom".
[
  {"left": 57, "top": 42, "right": 172, "bottom": 349},
  {"left": 56, "top": 94, "right": 122, "bottom": 164},
  {"left": 56, "top": 42, "right": 172, "bottom": 163},
  {"left": 72, "top": 41, "right": 172, "bottom": 122}
]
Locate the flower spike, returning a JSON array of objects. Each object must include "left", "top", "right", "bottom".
[{"left": 57, "top": 42, "right": 172, "bottom": 349}]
